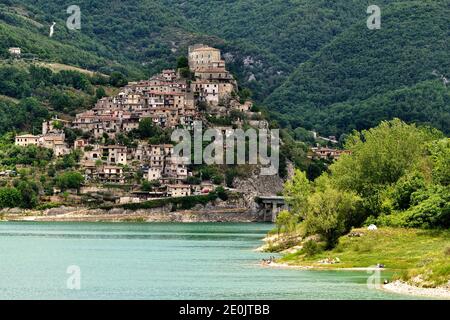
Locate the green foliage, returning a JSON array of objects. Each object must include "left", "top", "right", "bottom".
[
  {"left": 95, "top": 87, "right": 106, "bottom": 99},
  {"left": 390, "top": 171, "right": 426, "bottom": 210},
  {"left": 215, "top": 186, "right": 228, "bottom": 201},
  {"left": 330, "top": 119, "right": 441, "bottom": 213},
  {"left": 302, "top": 240, "right": 324, "bottom": 257},
  {"left": 211, "top": 175, "right": 223, "bottom": 185},
  {"left": 14, "top": 179, "right": 38, "bottom": 208},
  {"left": 0, "top": 187, "right": 22, "bottom": 208},
  {"left": 186, "top": 176, "right": 201, "bottom": 185},
  {"left": 377, "top": 185, "right": 450, "bottom": 229},
  {"left": 137, "top": 118, "right": 172, "bottom": 143},
  {"left": 55, "top": 152, "right": 78, "bottom": 170},
  {"left": 275, "top": 210, "right": 295, "bottom": 235},
  {"left": 303, "top": 182, "right": 361, "bottom": 248},
  {"left": 266, "top": 2, "right": 450, "bottom": 136},
  {"left": 225, "top": 168, "right": 237, "bottom": 188},
  {"left": 138, "top": 118, "right": 157, "bottom": 139},
  {"left": 283, "top": 169, "right": 310, "bottom": 214},
  {"left": 109, "top": 72, "right": 128, "bottom": 87},
  {"left": 0, "top": 98, "right": 49, "bottom": 135},
  {"left": 0, "top": 143, "right": 53, "bottom": 166},
  {"left": 56, "top": 171, "right": 84, "bottom": 191},
  {"left": 141, "top": 179, "right": 160, "bottom": 191},
  {"left": 428, "top": 138, "right": 450, "bottom": 186},
  {"left": 281, "top": 120, "right": 450, "bottom": 252},
  {"left": 0, "top": 63, "right": 104, "bottom": 133},
  {"left": 176, "top": 56, "right": 188, "bottom": 69}
]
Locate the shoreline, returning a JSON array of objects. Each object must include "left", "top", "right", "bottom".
[
  {"left": 261, "top": 261, "right": 450, "bottom": 299},
  {"left": 261, "top": 261, "right": 388, "bottom": 271},
  {"left": 383, "top": 280, "right": 450, "bottom": 299},
  {"left": 0, "top": 206, "right": 265, "bottom": 223}
]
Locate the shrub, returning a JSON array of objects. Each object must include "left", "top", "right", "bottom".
[
  {"left": 302, "top": 240, "right": 323, "bottom": 257},
  {"left": 56, "top": 171, "right": 84, "bottom": 191},
  {"left": 303, "top": 185, "right": 361, "bottom": 249},
  {"left": 215, "top": 186, "right": 228, "bottom": 201},
  {"left": 0, "top": 187, "right": 22, "bottom": 208}
]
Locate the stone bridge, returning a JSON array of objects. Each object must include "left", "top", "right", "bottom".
[{"left": 258, "top": 196, "right": 289, "bottom": 222}]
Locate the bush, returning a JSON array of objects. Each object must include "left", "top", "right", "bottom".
[
  {"left": 15, "top": 180, "right": 39, "bottom": 208},
  {"left": 211, "top": 175, "right": 224, "bottom": 185},
  {"left": 186, "top": 176, "right": 201, "bottom": 185},
  {"left": 375, "top": 186, "right": 450, "bottom": 228},
  {"left": 215, "top": 186, "right": 228, "bottom": 201},
  {"left": 302, "top": 240, "right": 323, "bottom": 257},
  {"left": 303, "top": 184, "right": 361, "bottom": 249},
  {"left": 0, "top": 187, "right": 22, "bottom": 208},
  {"left": 56, "top": 171, "right": 84, "bottom": 191}
]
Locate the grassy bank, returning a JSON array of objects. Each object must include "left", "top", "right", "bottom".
[{"left": 278, "top": 228, "right": 450, "bottom": 287}]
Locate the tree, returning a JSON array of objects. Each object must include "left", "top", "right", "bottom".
[
  {"left": 215, "top": 186, "right": 228, "bottom": 201},
  {"left": 186, "top": 176, "right": 201, "bottom": 185},
  {"left": 176, "top": 56, "right": 189, "bottom": 69},
  {"left": 275, "top": 210, "right": 293, "bottom": 235},
  {"left": 138, "top": 118, "right": 157, "bottom": 138},
  {"left": 15, "top": 180, "right": 38, "bottom": 209},
  {"left": 109, "top": 72, "right": 128, "bottom": 87},
  {"left": 330, "top": 119, "right": 442, "bottom": 214},
  {"left": 283, "top": 169, "right": 310, "bottom": 215},
  {"left": 56, "top": 171, "right": 84, "bottom": 191},
  {"left": 211, "top": 175, "right": 223, "bottom": 185},
  {"left": 239, "top": 88, "right": 252, "bottom": 102},
  {"left": 52, "top": 120, "right": 63, "bottom": 130},
  {"left": 303, "top": 185, "right": 361, "bottom": 248},
  {"left": 96, "top": 87, "right": 106, "bottom": 99},
  {"left": 428, "top": 138, "right": 450, "bottom": 186},
  {"left": 0, "top": 187, "right": 22, "bottom": 208},
  {"left": 141, "top": 180, "right": 160, "bottom": 191}
]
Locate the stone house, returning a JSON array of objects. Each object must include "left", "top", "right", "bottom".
[
  {"left": 188, "top": 44, "right": 222, "bottom": 71},
  {"left": 15, "top": 134, "right": 40, "bottom": 146},
  {"left": 166, "top": 184, "right": 192, "bottom": 197}
]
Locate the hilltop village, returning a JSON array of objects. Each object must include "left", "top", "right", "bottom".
[
  {"left": 13, "top": 45, "right": 263, "bottom": 203},
  {"left": 10, "top": 44, "right": 346, "bottom": 211}
]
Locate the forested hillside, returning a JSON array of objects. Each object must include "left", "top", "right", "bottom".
[
  {"left": 265, "top": 1, "right": 450, "bottom": 135},
  {"left": 4, "top": 0, "right": 409, "bottom": 98},
  {"left": 1, "top": 0, "right": 449, "bottom": 137}
]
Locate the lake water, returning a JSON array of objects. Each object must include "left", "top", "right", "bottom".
[{"left": 0, "top": 222, "right": 410, "bottom": 299}]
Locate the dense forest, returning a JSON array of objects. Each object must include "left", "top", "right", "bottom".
[
  {"left": 0, "top": 0, "right": 449, "bottom": 138},
  {"left": 265, "top": 1, "right": 450, "bottom": 135}
]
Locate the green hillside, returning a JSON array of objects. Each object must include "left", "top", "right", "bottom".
[
  {"left": 5, "top": 0, "right": 407, "bottom": 99},
  {"left": 0, "top": 0, "right": 449, "bottom": 137},
  {"left": 265, "top": 1, "right": 450, "bottom": 134},
  {"left": 306, "top": 80, "right": 450, "bottom": 136}
]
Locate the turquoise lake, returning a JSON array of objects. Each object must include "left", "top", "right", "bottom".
[{"left": 0, "top": 222, "right": 412, "bottom": 299}]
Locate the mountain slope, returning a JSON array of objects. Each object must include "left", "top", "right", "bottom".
[
  {"left": 7, "top": 0, "right": 407, "bottom": 99},
  {"left": 307, "top": 80, "right": 450, "bottom": 136},
  {"left": 264, "top": 1, "right": 450, "bottom": 134},
  {"left": 1, "top": 0, "right": 449, "bottom": 137}
]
